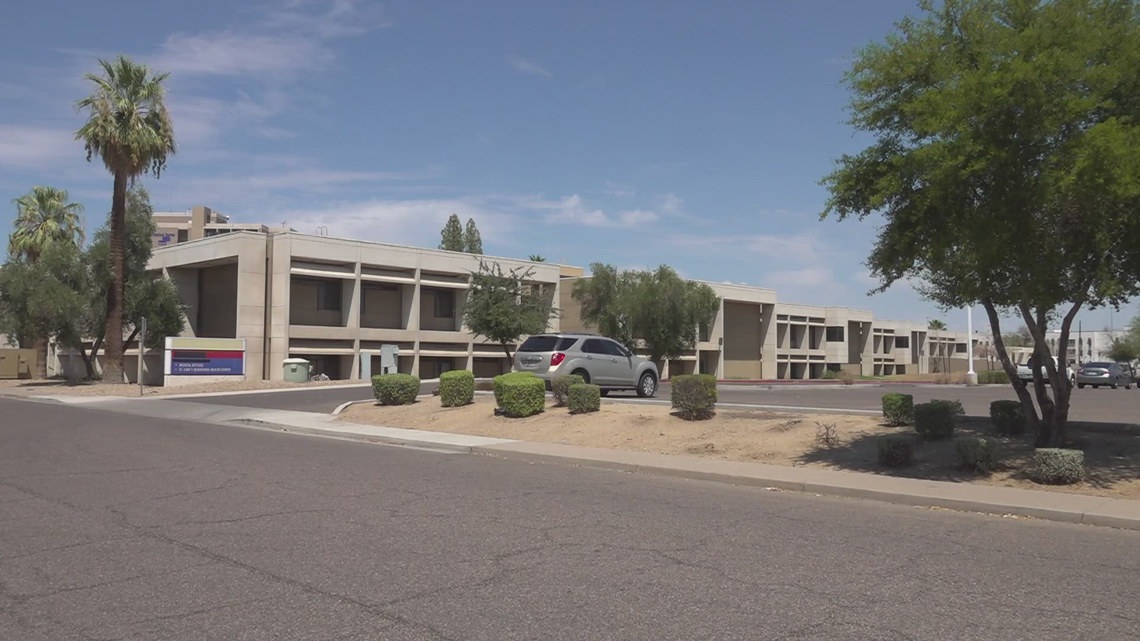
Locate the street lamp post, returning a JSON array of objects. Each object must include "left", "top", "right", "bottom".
[{"left": 966, "top": 306, "right": 978, "bottom": 386}]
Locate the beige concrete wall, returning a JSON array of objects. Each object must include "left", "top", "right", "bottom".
[
  {"left": 360, "top": 285, "right": 403, "bottom": 329},
  {"left": 290, "top": 278, "right": 345, "bottom": 327},
  {"left": 723, "top": 301, "right": 763, "bottom": 379},
  {"left": 419, "top": 288, "right": 459, "bottom": 332}
]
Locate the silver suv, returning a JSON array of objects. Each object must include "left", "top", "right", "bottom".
[{"left": 513, "top": 333, "right": 659, "bottom": 397}]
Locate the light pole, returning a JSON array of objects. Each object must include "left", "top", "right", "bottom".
[{"left": 966, "top": 305, "right": 977, "bottom": 386}]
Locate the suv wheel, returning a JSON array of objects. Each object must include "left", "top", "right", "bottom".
[
  {"left": 571, "top": 369, "right": 591, "bottom": 384},
  {"left": 637, "top": 371, "right": 658, "bottom": 398}
]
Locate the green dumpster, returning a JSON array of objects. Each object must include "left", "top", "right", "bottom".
[{"left": 282, "top": 358, "right": 311, "bottom": 383}]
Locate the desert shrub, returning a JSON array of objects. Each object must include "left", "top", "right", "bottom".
[
  {"left": 494, "top": 371, "right": 546, "bottom": 418},
  {"left": 671, "top": 374, "right": 718, "bottom": 420},
  {"left": 815, "top": 422, "right": 839, "bottom": 448},
  {"left": 914, "top": 401, "right": 957, "bottom": 440},
  {"left": 877, "top": 435, "right": 915, "bottom": 467},
  {"left": 1029, "top": 448, "right": 1085, "bottom": 485},
  {"left": 989, "top": 400, "right": 1026, "bottom": 436},
  {"left": 977, "top": 369, "right": 1010, "bottom": 384},
  {"left": 439, "top": 370, "right": 474, "bottom": 407},
  {"left": 881, "top": 393, "right": 914, "bottom": 426},
  {"left": 955, "top": 436, "right": 1001, "bottom": 473},
  {"left": 839, "top": 370, "right": 856, "bottom": 386},
  {"left": 568, "top": 383, "right": 601, "bottom": 414},
  {"left": 819, "top": 369, "right": 841, "bottom": 380},
  {"left": 927, "top": 398, "right": 965, "bottom": 415},
  {"left": 371, "top": 373, "right": 420, "bottom": 406},
  {"left": 552, "top": 373, "right": 585, "bottom": 407}
]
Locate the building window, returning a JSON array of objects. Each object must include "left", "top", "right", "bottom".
[
  {"left": 955, "top": 343, "right": 967, "bottom": 353},
  {"left": 895, "top": 336, "right": 909, "bottom": 348},
  {"left": 177, "top": 229, "right": 188, "bottom": 243},
  {"left": 825, "top": 326, "right": 844, "bottom": 342},
  {"left": 317, "top": 281, "right": 341, "bottom": 311},
  {"left": 433, "top": 290, "right": 454, "bottom": 318}
]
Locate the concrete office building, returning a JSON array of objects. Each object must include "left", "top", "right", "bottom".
[
  {"left": 148, "top": 230, "right": 561, "bottom": 381},
  {"left": 142, "top": 206, "right": 982, "bottom": 383}
]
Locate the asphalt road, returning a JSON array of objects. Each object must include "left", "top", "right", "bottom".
[
  {"left": 3, "top": 397, "right": 1138, "bottom": 640},
  {"left": 175, "top": 380, "right": 1140, "bottom": 425}
]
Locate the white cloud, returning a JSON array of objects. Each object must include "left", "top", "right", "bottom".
[
  {"left": 274, "top": 198, "right": 516, "bottom": 247},
  {"left": 536, "top": 194, "right": 659, "bottom": 227},
  {"left": 660, "top": 193, "right": 684, "bottom": 215},
  {"left": 151, "top": 32, "right": 332, "bottom": 78},
  {"left": 765, "top": 267, "right": 833, "bottom": 288},
  {"left": 506, "top": 55, "right": 553, "bottom": 78},
  {"left": 667, "top": 230, "right": 826, "bottom": 263},
  {"left": 0, "top": 125, "right": 81, "bottom": 169}
]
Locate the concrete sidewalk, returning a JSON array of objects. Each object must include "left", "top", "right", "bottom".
[{"left": 26, "top": 392, "right": 1140, "bottom": 531}]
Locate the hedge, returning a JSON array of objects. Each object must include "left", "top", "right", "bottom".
[
  {"left": 439, "top": 369, "right": 475, "bottom": 407},
  {"left": 371, "top": 373, "right": 420, "bottom": 406},
  {"left": 494, "top": 371, "right": 546, "bottom": 418},
  {"left": 568, "top": 383, "right": 601, "bottom": 414},
  {"left": 671, "top": 374, "right": 718, "bottom": 420}
]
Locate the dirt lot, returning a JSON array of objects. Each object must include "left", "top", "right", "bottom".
[
  {"left": 0, "top": 377, "right": 363, "bottom": 398},
  {"left": 340, "top": 396, "right": 1140, "bottom": 501}
]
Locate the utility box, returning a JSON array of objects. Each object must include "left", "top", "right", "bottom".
[
  {"left": 379, "top": 345, "right": 400, "bottom": 375},
  {"left": 282, "top": 358, "right": 311, "bottom": 383}
]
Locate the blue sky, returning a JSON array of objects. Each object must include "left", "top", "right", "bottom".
[{"left": 0, "top": 0, "right": 1131, "bottom": 332}]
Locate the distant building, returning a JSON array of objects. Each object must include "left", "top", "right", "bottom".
[{"left": 150, "top": 206, "right": 292, "bottom": 248}]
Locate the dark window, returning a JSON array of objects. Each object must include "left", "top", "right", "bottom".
[
  {"left": 519, "top": 336, "right": 579, "bottom": 352},
  {"left": 895, "top": 336, "right": 909, "bottom": 348},
  {"left": 825, "top": 326, "right": 844, "bottom": 342},
  {"left": 582, "top": 339, "right": 606, "bottom": 354},
  {"left": 317, "top": 281, "right": 341, "bottom": 311},
  {"left": 432, "top": 290, "right": 454, "bottom": 318},
  {"left": 177, "top": 229, "right": 188, "bottom": 243},
  {"left": 601, "top": 340, "right": 628, "bottom": 357},
  {"left": 955, "top": 343, "right": 967, "bottom": 353}
]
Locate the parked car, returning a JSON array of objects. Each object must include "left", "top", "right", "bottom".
[
  {"left": 1016, "top": 355, "right": 1075, "bottom": 386},
  {"left": 1075, "top": 361, "right": 1133, "bottom": 389},
  {"left": 512, "top": 332, "right": 659, "bottom": 397}
]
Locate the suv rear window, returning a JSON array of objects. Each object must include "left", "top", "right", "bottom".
[{"left": 518, "top": 336, "right": 579, "bottom": 352}]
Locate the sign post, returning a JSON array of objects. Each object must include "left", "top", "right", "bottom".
[{"left": 138, "top": 317, "right": 147, "bottom": 396}]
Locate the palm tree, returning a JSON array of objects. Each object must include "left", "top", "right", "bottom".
[
  {"left": 927, "top": 319, "right": 948, "bottom": 331},
  {"left": 76, "top": 55, "right": 175, "bottom": 383},
  {"left": 10, "top": 186, "right": 85, "bottom": 261},
  {"left": 8, "top": 186, "right": 85, "bottom": 377}
]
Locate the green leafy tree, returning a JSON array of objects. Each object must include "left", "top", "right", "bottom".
[
  {"left": 7, "top": 186, "right": 86, "bottom": 376},
  {"left": 439, "top": 213, "right": 464, "bottom": 251},
  {"left": 1105, "top": 336, "right": 1140, "bottom": 363},
  {"left": 462, "top": 260, "right": 556, "bottom": 360},
  {"left": 0, "top": 243, "right": 89, "bottom": 375},
  {"left": 572, "top": 263, "right": 720, "bottom": 364},
  {"left": 74, "top": 186, "right": 185, "bottom": 379},
  {"left": 927, "top": 319, "right": 947, "bottom": 331},
  {"left": 528, "top": 254, "right": 546, "bottom": 262},
  {"left": 821, "top": 0, "right": 1140, "bottom": 447},
  {"left": 10, "top": 186, "right": 85, "bottom": 262},
  {"left": 76, "top": 55, "right": 176, "bottom": 383},
  {"left": 463, "top": 218, "right": 483, "bottom": 254}
]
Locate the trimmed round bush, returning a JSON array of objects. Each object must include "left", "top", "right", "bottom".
[
  {"left": 671, "top": 374, "right": 718, "bottom": 420},
  {"left": 989, "top": 400, "right": 1026, "bottom": 436},
  {"left": 1029, "top": 448, "right": 1085, "bottom": 485},
  {"left": 494, "top": 371, "right": 546, "bottom": 418},
  {"left": 914, "top": 401, "right": 957, "bottom": 440},
  {"left": 371, "top": 373, "right": 420, "bottom": 406},
  {"left": 955, "top": 436, "right": 1001, "bottom": 473},
  {"left": 568, "top": 383, "right": 601, "bottom": 414},
  {"left": 877, "top": 435, "right": 915, "bottom": 467},
  {"left": 881, "top": 393, "right": 914, "bottom": 426},
  {"left": 439, "top": 369, "right": 475, "bottom": 407},
  {"left": 552, "top": 373, "right": 585, "bottom": 407}
]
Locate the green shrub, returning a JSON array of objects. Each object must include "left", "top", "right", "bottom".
[
  {"left": 989, "top": 400, "right": 1026, "bottom": 435},
  {"left": 977, "top": 369, "right": 1010, "bottom": 384},
  {"left": 439, "top": 370, "right": 474, "bottom": 407},
  {"left": 1029, "top": 448, "right": 1085, "bottom": 485},
  {"left": 819, "top": 368, "right": 841, "bottom": 380},
  {"left": 881, "top": 393, "right": 914, "bottom": 426},
  {"left": 371, "top": 373, "right": 420, "bottom": 406},
  {"left": 955, "top": 436, "right": 1001, "bottom": 473},
  {"left": 552, "top": 374, "right": 585, "bottom": 407},
  {"left": 494, "top": 371, "right": 546, "bottom": 418},
  {"left": 877, "top": 435, "right": 915, "bottom": 467},
  {"left": 568, "top": 383, "right": 601, "bottom": 414},
  {"left": 671, "top": 374, "right": 718, "bottom": 420},
  {"left": 914, "top": 401, "right": 957, "bottom": 440},
  {"left": 927, "top": 398, "right": 965, "bottom": 415}
]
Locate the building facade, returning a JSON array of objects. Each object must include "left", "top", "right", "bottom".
[{"left": 143, "top": 209, "right": 985, "bottom": 383}]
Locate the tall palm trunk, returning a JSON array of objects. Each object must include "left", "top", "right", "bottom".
[
  {"left": 101, "top": 171, "right": 128, "bottom": 383},
  {"left": 33, "top": 336, "right": 49, "bottom": 379}
]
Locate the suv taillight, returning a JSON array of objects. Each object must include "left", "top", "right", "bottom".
[{"left": 550, "top": 352, "right": 566, "bottom": 367}]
